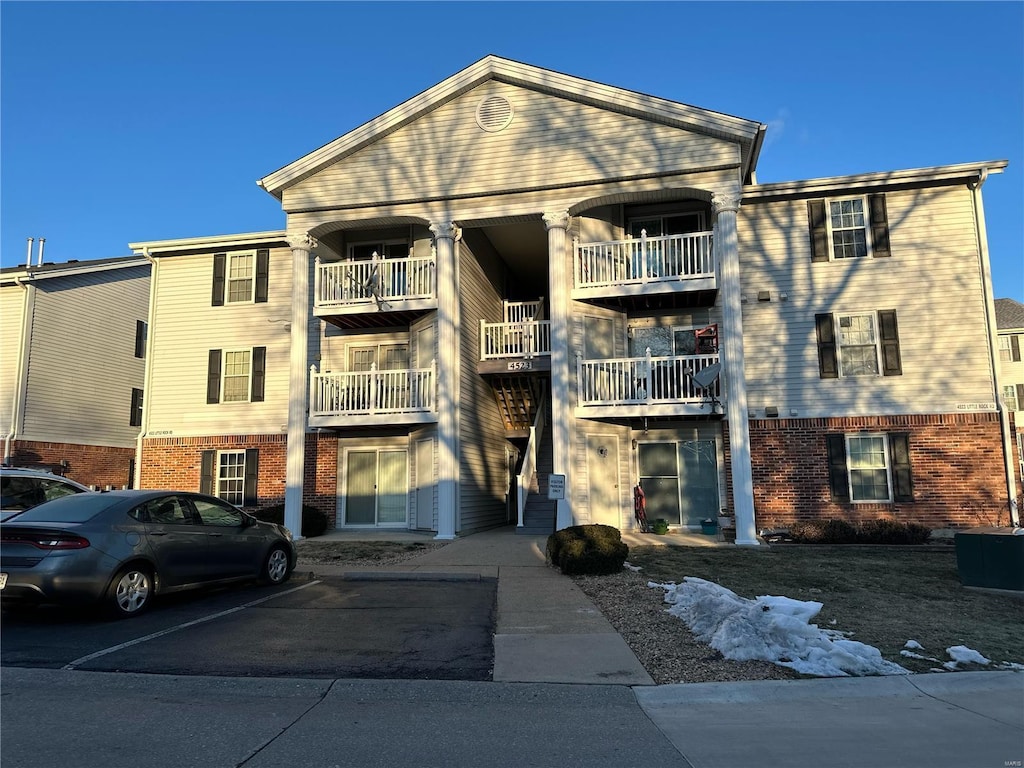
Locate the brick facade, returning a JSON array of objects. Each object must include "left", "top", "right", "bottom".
[
  {"left": 747, "top": 412, "right": 1012, "bottom": 530},
  {"left": 9, "top": 440, "right": 136, "bottom": 490},
  {"left": 141, "top": 433, "right": 339, "bottom": 525}
]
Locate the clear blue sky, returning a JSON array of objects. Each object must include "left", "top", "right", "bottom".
[{"left": 2, "top": 2, "right": 1021, "bottom": 300}]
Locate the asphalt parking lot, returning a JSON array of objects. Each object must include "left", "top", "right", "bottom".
[{"left": 0, "top": 575, "right": 497, "bottom": 680}]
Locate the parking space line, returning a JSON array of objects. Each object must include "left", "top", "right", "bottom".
[{"left": 61, "top": 580, "right": 320, "bottom": 670}]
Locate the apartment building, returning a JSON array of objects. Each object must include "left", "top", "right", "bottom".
[
  {"left": 0, "top": 252, "right": 151, "bottom": 489},
  {"left": 996, "top": 298, "right": 1024, "bottom": 490},
  {"left": 131, "top": 56, "right": 1019, "bottom": 541}
]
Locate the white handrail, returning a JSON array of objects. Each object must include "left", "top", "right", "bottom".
[
  {"left": 480, "top": 320, "right": 552, "bottom": 359},
  {"left": 516, "top": 390, "right": 548, "bottom": 528},
  {"left": 576, "top": 351, "right": 721, "bottom": 406},
  {"left": 574, "top": 231, "right": 714, "bottom": 289},
  {"left": 309, "top": 361, "right": 436, "bottom": 416},
  {"left": 315, "top": 253, "right": 436, "bottom": 307}
]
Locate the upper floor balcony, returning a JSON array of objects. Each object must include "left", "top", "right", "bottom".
[
  {"left": 573, "top": 231, "right": 715, "bottom": 306},
  {"left": 314, "top": 253, "right": 436, "bottom": 328},
  {"left": 308, "top": 362, "right": 437, "bottom": 428},
  {"left": 576, "top": 350, "right": 722, "bottom": 419}
]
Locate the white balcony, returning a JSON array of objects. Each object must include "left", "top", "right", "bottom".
[
  {"left": 314, "top": 254, "right": 436, "bottom": 316},
  {"left": 576, "top": 351, "right": 722, "bottom": 418},
  {"left": 309, "top": 363, "right": 437, "bottom": 427},
  {"left": 573, "top": 231, "right": 715, "bottom": 301},
  {"left": 480, "top": 320, "right": 552, "bottom": 360}
]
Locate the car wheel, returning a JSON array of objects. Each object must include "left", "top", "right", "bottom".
[
  {"left": 261, "top": 546, "right": 291, "bottom": 585},
  {"left": 107, "top": 565, "right": 153, "bottom": 618}
]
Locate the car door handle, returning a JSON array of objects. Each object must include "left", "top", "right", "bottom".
[
  {"left": 208, "top": 533, "right": 223, "bottom": 537},
  {"left": 149, "top": 531, "right": 168, "bottom": 536}
]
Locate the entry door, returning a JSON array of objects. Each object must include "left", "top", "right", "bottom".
[
  {"left": 415, "top": 439, "right": 435, "bottom": 530},
  {"left": 345, "top": 449, "right": 408, "bottom": 527},
  {"left": 586, "top": 434, "right": 620, "bottom": 527},
  {"left": 638, "top": 440, "right": 719, "bottom": 527}
]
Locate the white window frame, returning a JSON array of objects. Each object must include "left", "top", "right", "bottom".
[
  {"left": 1002, "top": 385, "right": 1019, "bottom": 412},
  {"left": 836, "top": 312, "right": 881, "bottom": 377},
  {"left": 216, "top": 450, "right": 246, "bottom": 505},
  {"left": 845, "top": 433, "right": 893, "bottom": 503},
  {"left": 826, "top": 196, "right": 871, "bottom": 260},
  {"left": 226, "top": 251, "right": 256, "bottom": 304},
  {"left": 627, "top": 211, "right": 707, "bottom": 238},
  {"left": 221, "top": 349, "right": 253, "bottom": 403},
  {"left": 347, "top": 239, "right": 410, "bottom": 261},
  {"left": 998, "top": 336, "right": 1013, "bottom": 362}
]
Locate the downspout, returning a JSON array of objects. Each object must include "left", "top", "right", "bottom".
[
  {"left": 970, "top": 168, "right": 1020, "bottom": 527},
  {"left": 5, "top": 272, "right": 36, "bottom": 465},
  {"left": 134, "top": 247, "right": 158, "bottom": 489}
]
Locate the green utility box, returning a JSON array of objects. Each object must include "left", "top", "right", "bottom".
[{"left": 954, "top": 527, "right": 1024, "bottom": 591}]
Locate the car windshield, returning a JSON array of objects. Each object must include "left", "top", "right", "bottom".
[{"left": 6, "top": 493, "right": 119, "bottom": 523}]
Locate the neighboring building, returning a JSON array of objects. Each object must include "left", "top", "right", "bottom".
[
  {"left": 0, "top": 253, "right": 151, "bottom": 489},
  {"left": 995, "top": 298, "right": 1024, "bottom": 494},
  {"left": 131, "top": 56, "right": 1019, "bottom": 541}
]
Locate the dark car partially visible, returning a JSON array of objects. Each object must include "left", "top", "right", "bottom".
[{"left": 0, "top": 490, "right": 296, "bottom": 617}]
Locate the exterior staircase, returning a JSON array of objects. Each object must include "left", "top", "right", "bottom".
[{"left": 516, "top": 403, "right": 555, "bottom": 535}]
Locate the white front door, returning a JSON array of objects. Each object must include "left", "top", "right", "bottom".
[{"left": 587, "top": 434, "right": 620, "bottom": 527}]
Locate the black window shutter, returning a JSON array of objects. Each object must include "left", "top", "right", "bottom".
[
  {"left": 826, "top": 434, "right": 850, "bottom": 502},
  {"left": 815, "top": 314, "right": 839, "bottom": 379},
  {"left": 130, "top": 388, "right": 143, "bottom": 427},
  {"left": 808, "top": 200, "right": 829, "bottom": 262},
  {"left": 255, "top": 249, "right": 270, "bottom": 303},
  {"left": 134, "top": 320, "right": 147, "bottom": 359},
  {"left": 243, "top": 449, "right": 259, "bottom": 507},
  {"left": 1012, "top": 335, "right": 1021, "bottom": 362},
  {"left": 251, "top": 346, "right": 266, "bottom": 402},
  {"left": 200, "top": 450, "right": 216, "bottom": 495},
  {"left": 207, "top": 350, "right": 222, "bottom": 404},
  {"left": 1016, "top": 384, "right": 1024, "bottom": 409},
  {"left": 889, "top": 433, "right": 913, "bottom": 502},
  {"left": 869, "top": 194, "right": 891, "bottom": 258},
  {"left": 878, "top": 310, "right": 902, "bottom": 376},
  {"left": 212, "top": 253, "right": 226, "bottom": 306}
]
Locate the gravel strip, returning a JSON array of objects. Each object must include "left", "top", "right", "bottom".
[{"left": 572, "top": 568, "right": 799, "bottom": 685}]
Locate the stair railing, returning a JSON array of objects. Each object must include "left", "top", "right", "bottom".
[{"left": 516, "top": 390, "right": 548, "bottom": 529}]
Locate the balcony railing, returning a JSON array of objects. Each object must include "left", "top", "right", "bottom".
[
  {"left": 574, "top": 231, "right": 714, "bottom": 290},
  {"left": 480, "top": 320, "right": 552, "bottom": 360},
  {"left": 309, "top": 363, "right": 436, "bottom": 417},
  {"left": 576, "top": 351, "right": 721, "bottom": 406},
  {"left": 315, "top": 254, "right": 435, "bottom": 310}
]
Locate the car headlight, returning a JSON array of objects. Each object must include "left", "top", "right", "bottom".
[{"left": 279, "top": 525, "right": 293, "bottom": 541}]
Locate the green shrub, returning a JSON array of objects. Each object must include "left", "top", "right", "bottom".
[
  {"left": 254, "top": 503, "right": 329, "bottom": 538},
  {"left": 789, "top": 518, "right": 932, "bottom": 545},
  {"left": 858, "top": 518, "right": 932, "bottom": 545},
  {"left": 546, "top": 524, "right": 628, "bottom": 575},
  {"left": 790, "top": 519, "right": 859, "bottom": 544}
]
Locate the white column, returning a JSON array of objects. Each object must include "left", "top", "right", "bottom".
[
  {"left": 284, "top": 232, "right": 317, "bottom": 541},
  {"left": 544, "top": 211, "right": 574, "bottom": 530},
  {"left": 430, "top": 220, "right": 460, "bottom": 539},
  {"left": 713, "top": 192, "right": 758, "bottom": 546}
]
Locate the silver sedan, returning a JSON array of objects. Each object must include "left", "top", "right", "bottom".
[{"left": 0, "top": 490, "right": 296, "bottom": 618}]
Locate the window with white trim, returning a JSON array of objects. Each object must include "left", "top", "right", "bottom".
[
  {"left": 222, "top": 350, "right": 252, "bottom": 402},
  {"left": 227, "top": 251, "right": 255, "bottom": 303},
  {"left": 1002, "top": 385, "right": 1020, "bottom": 412},
  {"left": 217, "top": 451, "right": 246, "bottom": 505},
  {"left": 837, "top": 313, "right": 880, "bottom": 376},
  {"left": 846, "top": 434, "right": 892, "bottom": 502},
  {"left": 828, "top": 197, "right": 869, "bottom": 259},
  {"left": 998, "top": 336, "right": 1013, "bottom": 362}
]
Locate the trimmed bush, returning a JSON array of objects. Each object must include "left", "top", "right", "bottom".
[
  {"left": 254, "top": 503, "right": 329, "bottom": 538},
  {"left": 547, "top": 524, "right": 628, "bottom": 575},
  {"left": 789, "top": 518, "right": 932, "bottom": 545}
]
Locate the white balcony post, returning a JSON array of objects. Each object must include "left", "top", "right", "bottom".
[
  {"left": 713, "top": 191, "right": 757, "bottom": 546},
  {"left": 645, "top": 347, "right": 653, "bottom": 404},
  {"left": 284, "top": 231, "right": 317, "bottom": 540},
  {"left": 545, "top": 211, "right": 573, "bottom": 530},
  {"left": 430, "top": 221, "right": 460, "bottom": 539}
]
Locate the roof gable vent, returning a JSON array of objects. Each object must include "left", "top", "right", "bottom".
[{"left": 476, "top": 95, "right": 514, "bottom": 133}]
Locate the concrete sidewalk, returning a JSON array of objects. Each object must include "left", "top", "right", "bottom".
[{"left": 303, "top": 525, "right": 655, "bottom": 685}]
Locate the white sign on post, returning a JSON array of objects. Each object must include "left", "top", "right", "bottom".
[{"left": 548, "top": 474, "right": 565, "bottom": 500}]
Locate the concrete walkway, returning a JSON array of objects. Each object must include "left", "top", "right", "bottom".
[{"left": 303, "top": 525, "right": 654, "bottom": 685}]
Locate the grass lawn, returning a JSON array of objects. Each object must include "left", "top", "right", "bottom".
[{"left": 626, "top": 544, "right": 1024, "bottom": 673}]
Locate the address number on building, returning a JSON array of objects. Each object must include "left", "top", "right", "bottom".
[{"left": 507, "top": 361, "right": 533, "bottom": 371}]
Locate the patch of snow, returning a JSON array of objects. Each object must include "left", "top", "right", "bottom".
[
  {"left": 623, "top": 562, "right": 642, "bottom": 572},
  {"left": 943, "top": 645, "right": 992, "bottom": 670},
  {"left": 652, "top": 577, "right": 910, "bottom": 678},
  {"left": 904, "top": 640, "right": 924, "bottom": 651}
]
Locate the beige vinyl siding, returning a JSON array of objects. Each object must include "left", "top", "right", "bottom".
[
  {"left": 21, "top": 267, "right": 149, "bottom": 446},
  {"left": 284, "top": 82, "right": 740, "bottom": 213},
  {"left": 0, "top": 284, "right": 26, "bottom": 435},
  {"left": 146, "top": 248, "right": 296, "bottom": 437},
  {"left": 738, "top": 185, "right": 994, "bottom": 417},
  {"left": 457, "top": 238, "right": 511, "bottom": 533}
]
